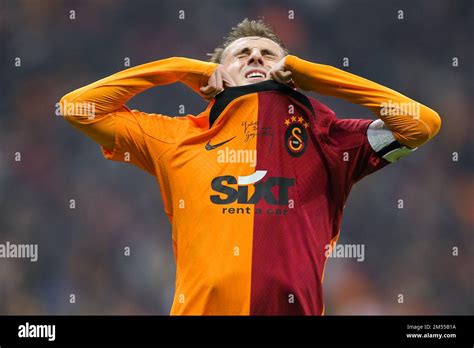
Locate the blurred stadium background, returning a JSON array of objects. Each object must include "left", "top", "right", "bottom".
[{"left": 0, "top": 0, "right": 472, "bottom": 314}]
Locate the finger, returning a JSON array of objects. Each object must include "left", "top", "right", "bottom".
[
  {"left": 215, "top": 68, "right": 223, "bottom": 91},
  {"left": 200, "top": 85, "right": 223, "bottom": 100},
  {"left": 280, "top": 70, "right": 292, "bottom": 78},
  {"left": 276, "top": 72, "right": 293, "bottom": 86},
  {"left": 277, "top": 70, "right": 292, "bottom": 82},
  {"left": 208, "top": 70, "right": 218, "bottom": 88},
  {"left": 221, "top": 69, "right": 236, "bottom": 87},
  {"left": 269, "top": 69, "right": 279, "bottom": 81},
  {"left": 271, "top": 70, "right": 285, "bottom": 84},
  {"left": 200, "top": 85, "right": 215, "bottom": 95},
  {"left": 201, "top": 86, "right": 218, "bottom": 100}
]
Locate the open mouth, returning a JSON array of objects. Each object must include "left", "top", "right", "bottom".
[{"left": 245, "top": 70, "right": 267, "bottom": 79}]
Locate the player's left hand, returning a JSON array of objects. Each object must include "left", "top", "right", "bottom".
[{"left": 269, "top": 57, "right": 295, "bottom": 87}]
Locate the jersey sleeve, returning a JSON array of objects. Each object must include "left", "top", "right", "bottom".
[
  {"left": 330, "top": 118, "right": 387, "bottom": 184},
  {"left": 60, "top": 57, "right": 217, "bottom": 152},
  {"left": 285, "top": 55, "right": 441, "bottom": 149},
  {"left": 100, "top": 108, "right": 182, "bottom": 176},
  {"left": 331, "top": 118, "right": 417, "bottom": 184}
]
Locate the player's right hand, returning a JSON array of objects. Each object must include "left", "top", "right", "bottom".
[{"left": 200, "top": 65, "right": 236, "bottom": 100}]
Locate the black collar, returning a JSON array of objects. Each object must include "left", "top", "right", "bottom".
[{"left": 209, "top": 80, "right": 314, "bottom": 128}]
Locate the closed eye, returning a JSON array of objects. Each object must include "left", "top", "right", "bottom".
[
  {"left": 234, "top": 48, "right": 278, "bottom": 58},
  {"left": 263, "top": 53, "right": 278, "bottom": 60},
  {"left": 235, "top": 48, "right": 251, "bottom": 58}
]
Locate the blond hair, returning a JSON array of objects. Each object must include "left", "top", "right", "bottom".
[{"left": 208, "top": 18, "right": 289, "bottom": 63}]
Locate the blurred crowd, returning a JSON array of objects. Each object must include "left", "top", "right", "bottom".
[{"left": 1, "top": 0, "right": 472, "bottom": 314}]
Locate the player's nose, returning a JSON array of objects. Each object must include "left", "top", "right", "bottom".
[{"left": 247, "top": 49, "right": 264, "bottom": 66}]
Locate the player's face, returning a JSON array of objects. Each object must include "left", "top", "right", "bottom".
[{"left": 221, "top": 36, "right": 285, "bottom": 86}]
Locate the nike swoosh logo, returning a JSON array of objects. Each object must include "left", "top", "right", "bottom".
[{"left": 205, "top": 136, "right": 236, "bottom": 150}]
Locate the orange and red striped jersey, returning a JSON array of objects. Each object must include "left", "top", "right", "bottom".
[{"left": 60, "top": 56, "right": 441, "bottom": 315}]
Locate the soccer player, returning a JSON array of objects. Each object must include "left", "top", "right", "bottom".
[{"left": 59, "top": 19, "right": 441, "bottom": 315}]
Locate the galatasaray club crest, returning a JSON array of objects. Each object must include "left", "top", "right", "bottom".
[{"left": 284, "top": 115, "right": 309, "bottom": 157}]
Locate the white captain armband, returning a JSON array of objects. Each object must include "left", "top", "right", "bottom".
[{"left": 367, "top": 119, "right": 417, "bottom": 163}]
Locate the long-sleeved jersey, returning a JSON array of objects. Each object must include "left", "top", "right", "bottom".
[{"left": 60, "top": 56, "right": 441, "bottom": 315}]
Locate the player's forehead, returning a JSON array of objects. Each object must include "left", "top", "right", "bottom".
[{"left": 223, "top": 36, "right": 284, "bottom": 59}]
